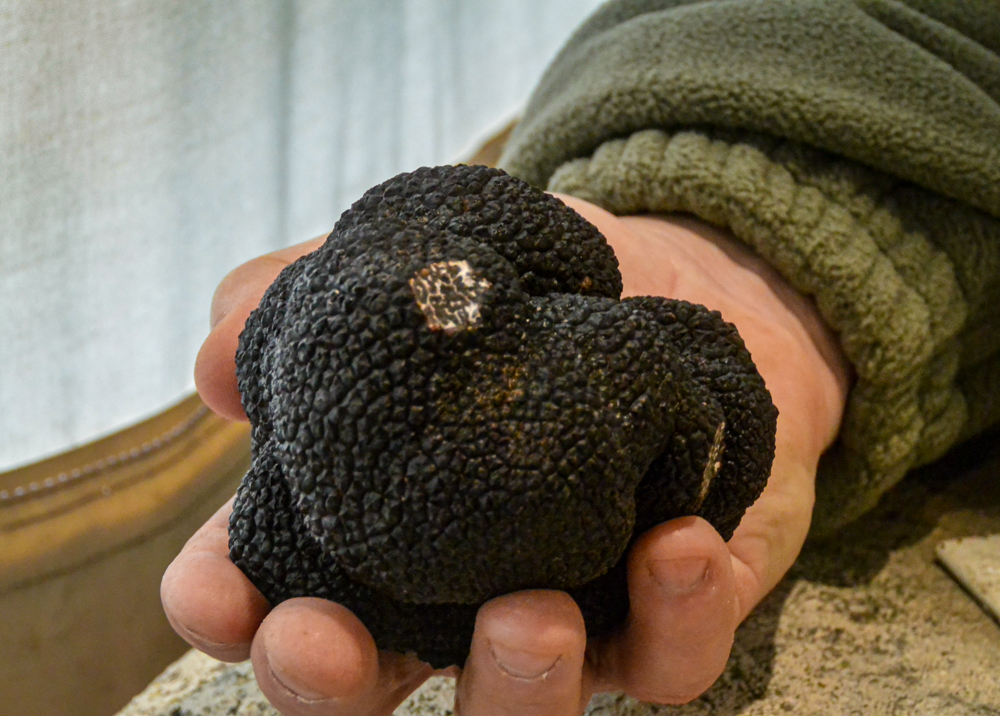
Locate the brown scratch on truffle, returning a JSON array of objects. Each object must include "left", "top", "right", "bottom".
[{"left": 693, "top": 420, "right": 726, "bottom": 511}]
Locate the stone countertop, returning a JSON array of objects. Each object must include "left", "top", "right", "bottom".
[{"left": 116, "top": 435, "right": 1000, "bottom": 716}]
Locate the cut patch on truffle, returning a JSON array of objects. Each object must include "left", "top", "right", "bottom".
[{"left": 409, "top": 260, "right": 492, "bottom": 335}]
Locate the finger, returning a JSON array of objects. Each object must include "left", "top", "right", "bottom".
[
  {"left": 594, "top": 517, "right": 739, "bottom": 705},
  {"left": 726, "top": 456, "right": 815, "bottom": 620},
  {"left": 209, "top": 237, "right": 329, "bottom": 330},
  {"left": 161, "top": 498, "right": 270, "bottom": 662},
  {"left": 195, "top": 236, "right": 326, "bottom": 421},
  {"left": 455, "top": 590, "right": 590, "bottom": 716},
  {"left": 251, "top": 598, "right": 432, "bottom": 716}
]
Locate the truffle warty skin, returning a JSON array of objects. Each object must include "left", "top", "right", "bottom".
[{"left": 228, "top": 164, "right": 777, "bottom": 668}]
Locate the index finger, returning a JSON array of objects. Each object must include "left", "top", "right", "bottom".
[{"left": 195, "top": 236, "right": 326, "bottom": 421}]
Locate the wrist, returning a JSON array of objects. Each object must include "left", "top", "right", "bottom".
[
  {"left": 554, "top": 195, "right": 851, "bottom": 470},
  {"left": 625, "top": 213, "right": 851, "bottom": 468}
]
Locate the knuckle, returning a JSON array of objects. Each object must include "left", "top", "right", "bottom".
[{"left": 625, "top": 647, "right": 729, "bottom": 706}]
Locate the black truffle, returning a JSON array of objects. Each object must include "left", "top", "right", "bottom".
[{"left": 229, "top": 164, "right": 777, "bottom": 668}]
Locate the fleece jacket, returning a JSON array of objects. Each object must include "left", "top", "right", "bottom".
[{"left": 500, "top": 0, "right": 1000, "bottom": 534}]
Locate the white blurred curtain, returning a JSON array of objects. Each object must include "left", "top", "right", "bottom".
[{"left": 0, "top": 0, "right": 603, "bottom": 470}]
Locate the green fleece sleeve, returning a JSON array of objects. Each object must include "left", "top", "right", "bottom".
[{"left": 499, "top": 0, "right": 1000, "bottom": 534}]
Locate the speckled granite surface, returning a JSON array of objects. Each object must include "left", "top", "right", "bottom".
[{"left": 117, "top": 435, "right": 1000, "bottom": 716}]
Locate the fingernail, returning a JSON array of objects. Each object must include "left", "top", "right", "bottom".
[
  {"left": 267, "top": 659, "right": 329, "bottom": 703},
  {"left": 489, "top": 641, "right": 561, "bottom": 680},
  {"left": 179, "top": 625, "right": 232, "bottom": 651},
  {"left": 648, "top": 557, "right": 710, "bottom": 594}
]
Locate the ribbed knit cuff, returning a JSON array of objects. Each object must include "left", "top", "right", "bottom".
[{"left": 542, "top": 128, "right": 981, "bottom": 534}]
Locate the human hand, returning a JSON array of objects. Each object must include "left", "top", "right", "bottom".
[
  {"left": 162, "top": 195, "right": 850, "bottom": 715},
  {"left": 164, "top": 236, "right": 444, "bottom": 715}
]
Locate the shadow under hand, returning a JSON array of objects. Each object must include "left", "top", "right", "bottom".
[
  {"left": 795, "top": 425, "right": 1000, "bottom": 588},
  {"left": 590, "top": 426, "right": 1000, "bottom": 715}
]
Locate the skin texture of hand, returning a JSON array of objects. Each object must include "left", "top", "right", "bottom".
[{"left": 162, "top": 195, "right": 851, "bottom": 716}]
